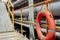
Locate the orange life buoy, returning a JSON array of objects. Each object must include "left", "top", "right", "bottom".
[{"left": 36, "top": 10, "right": 56, "bottom": 40}]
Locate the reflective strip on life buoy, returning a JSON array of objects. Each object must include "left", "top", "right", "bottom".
[{"left": 36, "top": 10, "right": 56, "bottom": 40}]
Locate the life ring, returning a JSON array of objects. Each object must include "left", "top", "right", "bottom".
[{"left": 36, "top": 10, "right": 56, "bottom": 40}]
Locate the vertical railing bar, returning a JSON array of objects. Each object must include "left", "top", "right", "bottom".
[
  {"left": 12, "top": 7, "right": 14, "bottom": 29},
  {"left": 45, "top": 1, "right": 49, "bottom": 35},
  {"left": 6, "top": 0, "right": 14, "bottom": 29},
  {"left": 20, "top": 9, "right": 23, "bottom": 34}
]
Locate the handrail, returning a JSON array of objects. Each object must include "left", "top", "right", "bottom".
[
  {"left": 6, "top": 0, "right": 60, "bottom": 35},
  {"left": 18, "top": 0, "right": 60, "bottom": 35},
  {"left": 20, "top": 9, "right": 23, "bottom": 34},
  {"left": 45, "top": 1, "right": 49, "bottom": 35},
  {"left": 19, "top": 0, "right": 52, "bottom": 33},
  {"left": 14, "top": 0, "right": 53, "bottom": 10},
  {"left": 19, "top": 0, "right": 53, "bottom": 9},
  {"left": 6, "top": 0, "right": 14, "bottom": 29},
  {"left": 15, "top": 19, "right": 60, "bottom": 29},
  {"left": 8, "top": 0, "right": 14, "bottom": 7}
]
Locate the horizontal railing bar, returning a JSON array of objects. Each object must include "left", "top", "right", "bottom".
[
  {"left": 15, "top": 19, "right": 60, "bottom": 29},
  {"left": 20, "top": 0, "right": 53, "bottom": 10}
]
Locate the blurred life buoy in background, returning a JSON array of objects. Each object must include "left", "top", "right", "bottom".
[{"left": 36, "top": 10, "right": 56, "bottom": 40}]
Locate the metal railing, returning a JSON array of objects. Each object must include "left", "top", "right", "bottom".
[
  {"left": 6, "top": 0, "right": 60, "bottom": 39},
  {"left": 6, "top": 0, "right": 14, "bottom": 29},
  {"left": 19, "top": 0, "right": 52, "bottom": 34}
]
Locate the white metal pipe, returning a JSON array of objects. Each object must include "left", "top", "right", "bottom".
[
  {"left": 14, "top": 1, "right": 60, "bottom": 16},
  {"left": 15, "top": 21, "right": 60, "bottom": 38},
  {"left": 13, "top": 0, "right": 23, "bottom": 5}
]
